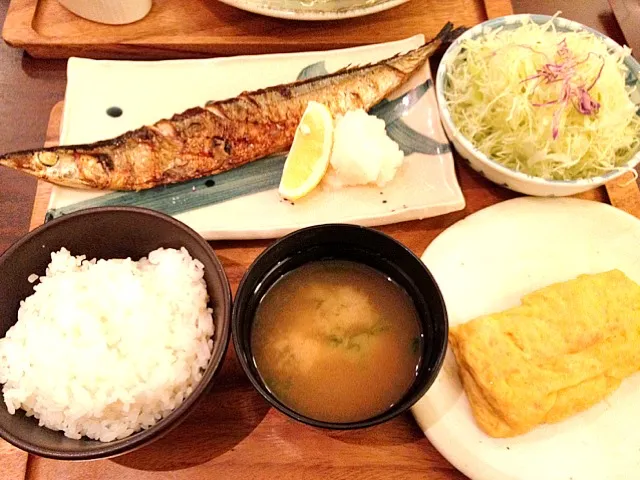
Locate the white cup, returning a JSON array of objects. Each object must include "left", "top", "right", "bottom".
[{"left": 58, "top": 0, "right": 152, "bottom": 25}]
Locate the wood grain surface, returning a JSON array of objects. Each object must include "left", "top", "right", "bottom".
[
  {"left": 27, "top": 103, "right": 58, "bottom": 232},
  {"left": 0, "top": 0, "right": 638, "bottom": 479},
  {"left": 12, "top": 86, "right": 616, "bottom": 480},
  {"left": 0, "top": 1, "right": 65, "bottom": 259},
  {"left": 0, "top": 25, "right": 63, "bottom": 480},
  {"left": 21, "top": 96, "right": 506, "bottom": 480},
  {"left": 3, "top": 0, "right": 510, "bottom": 59},
  {"left": 605, "top": 171, "right": 640, "bottom": 219}
]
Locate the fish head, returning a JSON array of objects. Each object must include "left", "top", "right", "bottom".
[{"left": 0, "top": 149, "right": 112, "bottom": 189}]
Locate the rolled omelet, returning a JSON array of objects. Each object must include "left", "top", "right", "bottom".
[{"left": 449, "top": 269, "right": 640, "bottom": 438}]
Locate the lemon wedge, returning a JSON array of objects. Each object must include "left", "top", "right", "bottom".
[{"left": 278, "top": 101, "right": 334, "bottom": 200}]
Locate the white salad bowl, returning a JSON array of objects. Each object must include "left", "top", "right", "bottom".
[{"left": 435, "top": 14, "right": 640, "bottom": 197}]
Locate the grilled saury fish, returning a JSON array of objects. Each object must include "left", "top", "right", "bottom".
[{"left": 0, "top": 23, "right": 465, "bottom": 190}]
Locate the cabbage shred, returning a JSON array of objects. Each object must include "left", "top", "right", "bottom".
[{"left": 445, "top": 18, "right": 640, "bottom": 180}]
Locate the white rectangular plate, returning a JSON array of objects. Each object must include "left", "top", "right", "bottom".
[{"left": 48, "top": 37, "right": 465, "bottom": 240}]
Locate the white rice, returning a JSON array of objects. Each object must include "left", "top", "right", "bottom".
[
  {"left": 0, "top": 247, "right": 214, "bottom": 442},
  {"left": 324, "top": 109, "right": 405, "bottom": 188}
]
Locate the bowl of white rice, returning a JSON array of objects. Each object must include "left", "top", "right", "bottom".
[{"left": 0, "top": 206, "right": 231, "bottom": 460}]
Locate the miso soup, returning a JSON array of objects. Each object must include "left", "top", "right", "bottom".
[{"left": 251, "top": 260, "right": 422, "bottom": 423}]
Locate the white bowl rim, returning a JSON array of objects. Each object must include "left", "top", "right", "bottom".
[
  {"left": 435, "top": 13, "right": 640, "bottom": 187},
  {"left": 214, "top": 0, "right": 409, "bottom": 21}
]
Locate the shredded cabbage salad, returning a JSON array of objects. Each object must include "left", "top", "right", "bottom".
[{"left": 445, "top": 17, "right": 640, "bottom": 180}]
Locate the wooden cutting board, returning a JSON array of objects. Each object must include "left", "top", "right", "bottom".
[
  {"left": 3, "top": 0, "right": 513, "bottom": 59},
  {"left": 4, "top": 0, "right": 639, "bottom": 473},
  {"left": 9, "top": 94, "right": 639, "bottom": 480},
  {"left": 0, "top": 103, "right": 61, "bottom": 480},
  {"left": 5, "top": 95, "right": 640, "bottom": 480}
]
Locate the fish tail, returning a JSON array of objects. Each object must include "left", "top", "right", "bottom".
[
  {"left": 433, "top": 22, "right": 467, "bottom": 46},
  {"left": 385, "top": 22, "right": 467, "bottom": 75}
]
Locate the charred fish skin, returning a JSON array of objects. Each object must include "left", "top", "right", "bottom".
[{"left": 0, "top": 23, "right": 465, "bottom": 191}]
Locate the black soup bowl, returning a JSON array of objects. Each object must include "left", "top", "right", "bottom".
[
  {"left": 0, "top": 206, "right": 231, "bottom": 460},
  {"left": 232, "top": 224, "right": 448, "bottom": 429}
]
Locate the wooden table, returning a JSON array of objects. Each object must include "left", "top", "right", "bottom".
[{"left": 0, "top": 1, "right": 631, "bottom": 479}]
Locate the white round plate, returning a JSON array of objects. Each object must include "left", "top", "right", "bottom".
[
  {"left": 215, "top": 0, "right": 408, "bottom": 20},
  {"left": 411, "top": 197, "right": 640, "bottom": 480}
]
